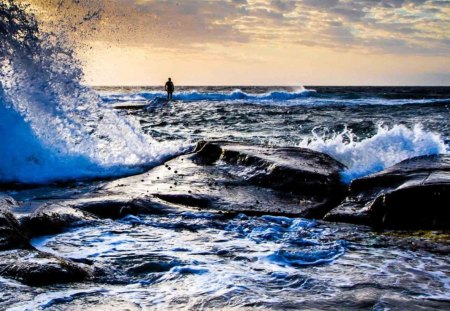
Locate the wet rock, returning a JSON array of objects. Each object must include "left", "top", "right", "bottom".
[
  {"left": 189, "top": 141, "right": 347, "bottom": 218},
  {"left": 153, "top": 193, "right": 214, "bottom": 209},
  {"left": 112, "top": 101, "right": 148, "bottom": 110},
  {"left": 0, "top": 197, "right": 29, "bottom": 250},
  {"left": 75, "top": 196, "right": 178, "bottom": 219},
  {"left": 3, "top": 141, "right": 347, "bottom": 223},
  {"left": 89, "top": 141, "right": 347, "bottom": 218},
  {"left": 193, "top": 141, "right": 222, "bottom": 165},
  {"left": 22, "top": 203, "right": 98, "bottom": 237},
  {"left": 193, "top": 141, "right": 346, "bottom": 196},
  {"left": 73, "top": 196, "right": 135, "bottom": 219},
  {"left": 0, "top": 249, "right": 91, "bottom": 286},
  {"left": 325, "top": 155, "right": 450, "bottom": 229},
  {"left": 21, "top": 195, "right": 177, "bottom": 234}
]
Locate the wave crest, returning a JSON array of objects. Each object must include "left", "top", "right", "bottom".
[
  {"left": 300, "top": 124, "right": 449, "bottom": 183},
  {"left": 102, "top": 88, "right": 450, "bottom": 107},
  {"left": 103, "top": 88, "right": 316, "bottom": 103}
]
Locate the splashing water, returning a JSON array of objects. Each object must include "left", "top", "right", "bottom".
[
  {"left": 0, "top": 1, "right": 182, "bottom": 184},
  {"left": 300, "top": 124, "right": 449, "bottom": 183}
]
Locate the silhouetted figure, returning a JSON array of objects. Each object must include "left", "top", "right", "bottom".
[{"left": 165, "top": 78, "right": 174, "bottom": 100}]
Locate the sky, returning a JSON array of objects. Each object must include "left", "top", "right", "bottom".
[{"left": 27, "top": 0, "right": 450, "bottom": 86}]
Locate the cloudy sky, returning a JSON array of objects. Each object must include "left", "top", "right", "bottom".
[{"left": 29, "top": 0, "right": 450, "bottom": 85}]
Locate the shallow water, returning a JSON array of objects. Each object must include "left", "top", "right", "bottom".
[{"left": 0, "top": 212, "right": 447, "bottom": 310}]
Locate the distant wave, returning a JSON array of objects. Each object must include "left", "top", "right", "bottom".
[
  {"left": 102, "top": 88, "right": 315, "bottom": 103},
  {"left": 101, "top": 89, "right": 450, "bottom": 107},
  {"left": 300, "top": 124, "right": 449, "bottom": 183}
]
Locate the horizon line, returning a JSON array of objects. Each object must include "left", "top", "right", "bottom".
[{"left": 89, "top": 84, "right": 450, "bottom": 88}]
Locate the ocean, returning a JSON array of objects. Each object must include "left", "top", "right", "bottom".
[
  {"left": 99, "top": 85, "right": 450, "bottom": 183},
  {"left": 1, "top": 86, "right": 449, "bottom": 310},
  {"left": 1, "top": 1, "right": 450, "bottom": 310}
]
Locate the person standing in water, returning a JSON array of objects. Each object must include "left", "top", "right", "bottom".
[{"left": 165, "top": 77, "right": 175, "bottom": 100}]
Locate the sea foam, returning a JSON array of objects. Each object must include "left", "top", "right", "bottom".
[{"left": 300, "top": 124, "right": 449, "bottom": 182}]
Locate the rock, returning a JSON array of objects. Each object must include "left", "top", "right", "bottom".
[
  {"left": 193, "top": 141, "right": 346, "bottom": 195},
  {"left": 153, "top": 193, "right": 214, "bottom": 209},
  {"left": 325, "top": 155, "right": 450, "bottom": 229},
  {"left": 193, "top": 141, "right": 222, "bottom": 165},
  {"left": 99, "top": 141, "right": 347, "bottom": 218},
  {"left": 22, "top": 203, "right": 98, "bottom": 237},
  {"left": 20, "top": 195, "right": 179, "bottom": 237},
  {"left": 72, "top": 196, "right": 135, "bottom": 219},
  {"left": 112, "top": 101, "right": 149, "bottom": 110},
  {"left": 74, "top": 196, "right": 178, "bottom": 219},
  {"left": 0, "top": 249, "right": 91, "bottom": 286},
  {"left": 189, "top": 141, "right": 347, "bottom": 218},
  {"left": 0, "top": 197, "right": 29, "bottom": 250}
]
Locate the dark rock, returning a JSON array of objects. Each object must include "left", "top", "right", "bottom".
[
  {"left": 0, "top": 197, "right": 30, "bottom": 250},
  {"left": 73, "top": 196, "right": 134, "bottom": 219},
  {"left": 193, "top": 141, "right": 222, "bottom": 165},
  {"left": 0, "top": 249, "right": 91, "bottom": 286},
  {"left": 22, "top": 203, "right": 98, "bottom": 237},
  {"left": 112, "top": 101, "right": 148, "bottom": 110},
  {"left": 193, "top": 141, "right": 346, "bottom": 196},
  {"left": 88, "top": 141, "right": 346, "bottom": 218},
  {"left": 325, "top": 155, "right": 450, "bottom": 229},
  {"left": 17, "top": 195, "right": 178, "bottom": 228},
  {"left": 189, "top": 141, "right": 347, "bottom": 218},
  {"left": 75, "top": 196, "right": 178, "bottom": 219},
  {"left": 130, "top": 197, "right": 180, "bottom": 215},
  {"left": 5, "top": 141, "right": 347, "bottom": 226}
]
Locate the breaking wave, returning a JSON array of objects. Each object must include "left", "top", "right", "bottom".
[
  {"left": 102, "top": 89, "right": 450, "bottom": 107},
  {"left": 102, "top": 87, "right": 316, "bottom": 103},
  {"left": 300, "top": 124, "right": 449, "bottom": 183},
  {"left": 0, "top": 1, "right": 182, "bottom": 184}
]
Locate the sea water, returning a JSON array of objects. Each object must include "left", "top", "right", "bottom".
[
  {"left": 2, "top": 211, "right": 449, "bottom": 310},
  {"left": 101, "top": 85, "right": 450, "bottom": 184},
  {"left": 1, "top": 1, "right": 450, "bottom": 310},
  {"left": 2, "top": 85, "right": 449, "bottom": 310}
]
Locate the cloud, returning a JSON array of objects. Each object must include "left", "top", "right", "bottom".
[
  {"left": 293, "top": 0, "right": 450, "bottom": 55},
  {"left": 23, "top": 0, "right": 450, "bottom": 56},
  {"left": 269, "top": 0, "right": 297, "bottom": 11},
  {"left": 301, "top": 0, "right": 340, "bottom": 8}
]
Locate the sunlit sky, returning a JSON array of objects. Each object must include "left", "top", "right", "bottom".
[{"left": 29, "top": 0, "right": 450, "bottom": 86}]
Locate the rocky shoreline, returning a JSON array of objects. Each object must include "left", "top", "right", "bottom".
[{"left": 0, "top": 141, "right": 449, "bottom": 286}]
